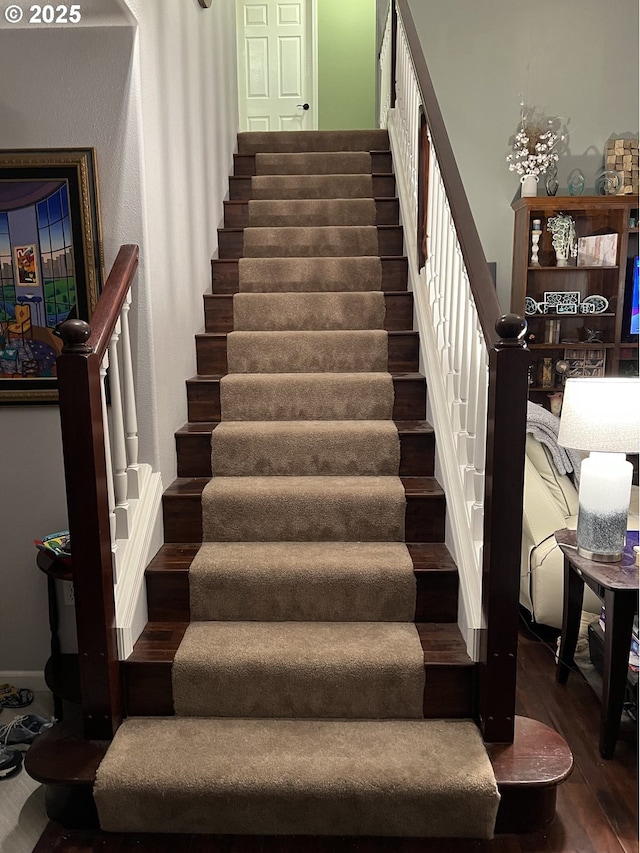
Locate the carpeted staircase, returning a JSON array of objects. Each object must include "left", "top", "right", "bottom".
[{"left": 93, "top": 130, "right": 501, "bottom": 839}]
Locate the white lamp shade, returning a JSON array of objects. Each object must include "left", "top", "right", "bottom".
[{"left": 557, "top": 378, "right": 640, "bottom": 453}]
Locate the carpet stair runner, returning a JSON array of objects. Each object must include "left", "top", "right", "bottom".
[
  {"left": 91, "top": 129, "right": 500, "bottom": 838},
  {"left": 25, "top": 128, "right": 573, "bottom": 843},
  {"left": 14, "top": 127, "right": 576, "bottom": 846}
]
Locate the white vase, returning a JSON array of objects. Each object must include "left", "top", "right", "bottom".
[{"left": 520, "top": 174, "right": 538, "bottom": 197}]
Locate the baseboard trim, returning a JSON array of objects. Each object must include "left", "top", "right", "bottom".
[{"left": 0, "top": 670, "right": 48, "bottom": 693}]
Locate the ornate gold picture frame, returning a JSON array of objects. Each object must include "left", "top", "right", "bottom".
[{"left": 0, "top": 148, "right": 103, "bottom": 403}]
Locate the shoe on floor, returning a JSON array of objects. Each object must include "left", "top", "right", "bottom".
[
  {"left": 0, "top": 746, "right": 23, "bottom": 779},
  {"left": 0, "top": 714, "right": 55, "bottom": 746},
  {"left": 0, "top": 684, "right": 33, "bottom": 709}
]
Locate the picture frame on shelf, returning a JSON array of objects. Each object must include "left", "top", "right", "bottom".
[
  {"left": 0, "top": 148, "right": 103, "bottom": 403},
  {"left": 577, "top": 233, "right": 618, "bottom": 267}
]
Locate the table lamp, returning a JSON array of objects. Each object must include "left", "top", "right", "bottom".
[{"left": 557, "top": 377, "right": 640, "bottom": 562}]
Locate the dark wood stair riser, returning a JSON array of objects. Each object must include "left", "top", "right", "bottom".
[
  {"left": 124, "top": 664, "right": 473, "bottom": 719},
  {"left": 203, "top": 291, "right": 413, "bottom": 334},
  {"left": 125, "top": 622, "right": 472, "bottom": 718},
  {"left": 145, "top": 569, "right": 458, "bottom": 625},
  {"left": 228, "top": 173, "right": 396, "bottom": 200},
  {"left": 176, "top": 421, "right": 434, "bottom": 478},
  {"left": 195, "top": 331, "right": 419, "bottom": 376},
  {"left": 223, "top": 198, "right": 400, "bottom": 228},
  {"left": 161, "top": 478, "right": 445, "bottom": 545},
  {"left": 145, "top": 549, "right": 457, "bottom": 624},
  {"left": 217, "top": 226, "right": 404, "bottom": 260},
  {"left": 211, "top": 256, "right": 409, "bottom": 294},
  {"left": 233, "top": 151, "right": 393, "bottom": 177},
  {"left": 186, "top": 372, "right": 427, "bottom": 423}
]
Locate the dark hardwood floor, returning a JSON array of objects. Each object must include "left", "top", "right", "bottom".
[{"left": 32, "top": 624, "right": 638, "bottom": 853}]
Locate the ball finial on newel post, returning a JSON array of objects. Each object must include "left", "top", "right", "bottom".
[
  {"left": 59, "top": 319, "right": 92, "bottom": 353},
  {"left": 495, "top": 313, "right": 527, "bottom": 348}
]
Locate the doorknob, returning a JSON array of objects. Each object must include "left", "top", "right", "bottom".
[{"left": 296, "top": 103, "right": 310, "bottom": 111}]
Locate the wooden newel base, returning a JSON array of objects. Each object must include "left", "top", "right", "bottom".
[{"left": 44, "top": 784, "right": 100, "bottom": 830}]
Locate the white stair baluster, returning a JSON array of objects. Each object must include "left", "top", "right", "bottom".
[
  {"left": 100, "top": 352, "right": 118, "bottom": 580},
  {"left": 108, "top": 319, "right": 130, "bottom": 541},
  {"left": 120, "top": 292, "right": 140, "bottom": 499}
]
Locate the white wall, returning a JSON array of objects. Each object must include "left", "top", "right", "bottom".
[
  {"left": 407, "top": 0, "right": 640, "bottom": 309},
  {"left": 0, "top": 0, "right": 238, "bottom": 674},
  {"left": 124, "top": 0, "right": 238, "bottom": 483}
]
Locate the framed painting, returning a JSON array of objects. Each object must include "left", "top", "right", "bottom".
[{"left": 0, "top": 148, "right": 103, "bottom": 403}]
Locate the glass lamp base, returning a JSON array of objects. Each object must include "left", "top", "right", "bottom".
[{"left": 576, "top": 452, "right": 633, "bottom": 566}]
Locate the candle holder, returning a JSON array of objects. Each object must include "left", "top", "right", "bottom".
[{"left": 530, "top": 220, "right": 542, "bottom": 266}]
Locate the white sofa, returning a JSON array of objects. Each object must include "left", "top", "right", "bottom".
[{"left": 520, "top": 434, "right": 639, "bottom": 630}]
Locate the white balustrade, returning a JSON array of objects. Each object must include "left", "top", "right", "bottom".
[
  {"left": 100, "top": 352, "right": 119, "bottom": 581},
  {"left": 388, "top": 10, "right": 495, "bottom": 653},
  {"left": 97, "top": 295, "right": 142, "bottom": 579},
  {"left": 378, "top": 3, "right": 392, "bottom": 128},
  {"left": 108, "top": 319, "right": 130, "bottom": 541},
  {"left": 120, "top": 291, "right": 141, "bottom": 499}
]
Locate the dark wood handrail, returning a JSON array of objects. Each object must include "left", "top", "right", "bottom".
[
  {"left": 86, "top": 245, "right": 139, "bottom": 357},
  {"left": 56, "top": 244, "right": 139, "bottom": 741},
  {"left": 395, "top": 0, "right": 501, "bottom": 347}
]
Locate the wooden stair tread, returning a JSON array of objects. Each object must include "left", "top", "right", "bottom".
[
  {"left": 162, "top": 475, "right": 445, "bottom": 544},
  {"left": 195, "top": 329, "right": 418, "bottom": 340},
  {"left": 408, "top": 542, "right": 456, "bottom": 570},
  {"left": 163, "top": 475, "right": 444, "bottom": 499},
  {"left": 24, "top": 715, "right": 572, "bottom": 804},
  {"left": 126, "top": 621, "right": 470, "bottom": 668},
  {"left": 146, "top": 540, "right": 454, "bottom": 576},
  {"left": 210, "top": 255, "right": 409, "bottom": 294},
  {"left": 25, "top": 720, "right": 108, "bottom": 786},
  {"left": 185, "top": 373, "right": 426, "bottom": 429},
  {"left": 217, "top": 225, "right": 404, "bottom": 260},
  {"left": 194, "top": 329, "right": 419, "bottom": 375},
  {"left": 146, "top": 543, "right": 201, "bottom": 570},
  {"left": 175, "top": 418, "right": 435, "bottom": 479},
  {"left": 228, "top": 173, "right": 396, "bottom": 201},
  {"left": 144, "top": 540, "right": 458, "bottom": 625},
  {"left": 175, "top": 418, "right": 433, "bottom": 437},
  {"left": 203, "top": 290, "right": 414, "bottom": 333},
  {"left": 415, "top": 623, "right": 473, "bottom": 665},
  {"left": 233, "top": 150, "right": 393, "bottom": 177},
  {"left": 188, "top": 370, "right": 425, "bottom": 382},
  {"left": 218, "top": 224, "right": 402, "bottom": 235},
  {"left": 222, "top": 197, "right": 400, "bottom": 228}
]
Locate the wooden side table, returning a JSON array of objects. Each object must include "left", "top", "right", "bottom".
[
  {"left": 36, "top": 550, "right": 81, "bottom": 719},
  {"left": 555, "top": 528, "right": 638, "bottom": 759}
]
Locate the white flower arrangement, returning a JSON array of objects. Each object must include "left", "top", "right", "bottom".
[{"left": 507, "top": 104, "right": 563, "bottom": 178}]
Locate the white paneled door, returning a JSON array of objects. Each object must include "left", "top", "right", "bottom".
[{"left": 236, "top": 0, "right": 317, "bottom": 131}]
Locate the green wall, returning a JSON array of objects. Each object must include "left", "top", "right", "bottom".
[{"left": 317, "top": 0, "right": 376, "bottom": 130}]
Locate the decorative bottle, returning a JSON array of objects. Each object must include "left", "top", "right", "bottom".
[{"left": 539, "top": 357, "right": 554, "bottom": 389}]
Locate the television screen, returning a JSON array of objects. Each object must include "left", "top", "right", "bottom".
[
  {"left": 630, "top": 255, "right": 639, "bottom": 336},
  {"left": 622, "top": 255, "right": 640, "bottom": 342}
]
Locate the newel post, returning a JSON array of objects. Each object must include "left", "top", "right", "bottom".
[
  {"left": 57, "top": 319, "right": 122, "bottom": 740},
  {"left": 479, "top": 314, "right": 530, "bottom": 743}
]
